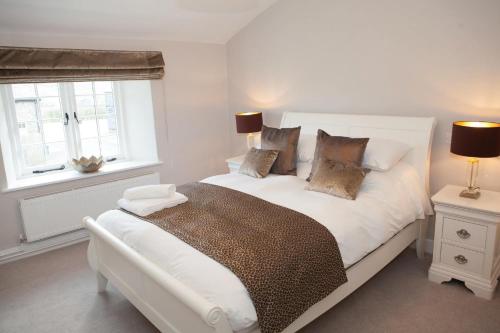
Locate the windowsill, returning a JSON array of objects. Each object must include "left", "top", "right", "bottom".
[{"left": 2, "top": 160, "right": 163, "bottom": 193}]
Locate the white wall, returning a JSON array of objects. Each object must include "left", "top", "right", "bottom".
[
  {"left": 227, "top": 0, "right": 500, "bottom": 195},
  {"left": 0, "top": 33, "right": 230, "bottom": 252}
]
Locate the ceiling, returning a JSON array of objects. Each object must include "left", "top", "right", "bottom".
[{"left": 0, "top": 0, "right": 278, "bottom": 44}]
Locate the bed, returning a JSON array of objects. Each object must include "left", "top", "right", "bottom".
[{"left": 83, "top": 112, "right": 436, "bottom": 333}]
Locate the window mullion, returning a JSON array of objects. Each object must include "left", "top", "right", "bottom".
[
  {"left": 92, "top": 82, "right": 103, "bottom": 157},
  {"left": 61, "top": 82, "right": 81, "bottom": 160},
  {"left": 33, "top": 84, "right": 49, "bottom": 164}
]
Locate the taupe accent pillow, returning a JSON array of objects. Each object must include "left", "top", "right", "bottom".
[
  {"left": 306, "top": 158, "right": 369, "bottom": 200},
  {"left": 307, "top": 129, "right": 369, "bottom": 181},
  {"left": 239, "top": 148, "right": 280, "bottom": 178},
  {"left": 261, "top": 125, "right": 301, "bottom": 175}
]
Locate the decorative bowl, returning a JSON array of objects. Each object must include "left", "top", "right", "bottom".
[{"left": 72, "top": 156, "right": 104, "bottom": 173}]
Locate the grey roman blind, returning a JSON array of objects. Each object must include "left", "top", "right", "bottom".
[{"left": 0, "top": 46, "right": 165, "bottom": 83}]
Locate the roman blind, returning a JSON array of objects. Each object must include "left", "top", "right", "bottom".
[{"left": 0, "top": 46, "right": 165, "bottom": 83}]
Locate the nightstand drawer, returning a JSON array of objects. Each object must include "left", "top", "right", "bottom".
[
  {"left": 442, "top": 217, "right": 487, "bottom": 249},
  {"left": 441, "top": 244, "right": 484, "bottom": 275}
]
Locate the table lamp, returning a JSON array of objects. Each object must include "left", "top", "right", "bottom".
[
  {"left": 450, "top": 121, "right": 500, "bottom": 199},
  {"left": 235, "top": 112, "right": 263, "bottom": 149}
]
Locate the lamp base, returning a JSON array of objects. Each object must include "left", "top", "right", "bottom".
[
  {"left": 246, "top": 133, "right": 255, "bottom": 149},
  {"left": 459, "top": 187, "right": 481, "bottom": 199}
]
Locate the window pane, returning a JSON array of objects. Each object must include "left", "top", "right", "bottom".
[
  {"left": 79, "top": 118, "right": 98, "bottom": 139},
  {"left": 95, "top": 95, "right": 106, "bottom": 107},
  {"left": 94, "top": 81, "right": 112, "bottom": 94},
  {"left": 95, "top": 94, "right": 116, "bottom": 115},
  {"left": 40, "top": 97, "right": 62, "bottom": 119},
  {"left": 22, "top": 144, "right": 45, "bottom": 167},
  {"left": 14, "top": 101, "right": 37, "bottom": 122},
  {"left": 75, "top": 96, "right": 96, "bottom": 117},
  {"left": 36, "top": 83, "right": 59, "bottom": 97},
  {"left": 45, "top": 142, "right": 67, "bottom": 165},
  {"left": 97, "top": 116, "right": 118, "bottom": 136},
  {"left": 74, "top": 82, "right": 93, "bottom": 95},
  {"left": 12, "top": 84, "right": 36, "bottom": 99},
  {"left": 43, "top": 119, "right": 65, "bottom": 143},
  {"left": 19, "top": 122, "right": 43, "bottom": 144},
  {"left": 101, "top": 135, "right": 119, "bottom": 157},
  {"left": 81, "top": 138, "right": 101, "bottom": 157}
]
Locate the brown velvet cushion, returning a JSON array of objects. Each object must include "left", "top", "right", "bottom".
[
  {"left": 239, "top": 148, "right": 280, "bottom": 178},
  {"left": 307, "top": 130, "right": 369, "bottom": 181},
  {"left": 261, "top": 125, "right": 301, "bottom": 175},
  {"left": 306, "top": 159, "right": 369, "bottom": 200}
]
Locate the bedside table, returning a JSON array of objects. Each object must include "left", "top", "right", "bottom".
[
  {"left": 428, "top": 185, "right": 500, "bottom": 299},
  {"left": 225, "top": 155, "right": 245, "bottom": 173}
]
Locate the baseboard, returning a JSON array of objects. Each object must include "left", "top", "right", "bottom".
[{"left": 0, "top": 229, "right": 89, "bottom": 265}]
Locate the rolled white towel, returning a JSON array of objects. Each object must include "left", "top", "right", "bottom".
[
  {"left": 118, "top": 192, "right": 188, "bottom": 217},
  {"left": 123, "top": 184, "right": 176, "bottom": 201}
]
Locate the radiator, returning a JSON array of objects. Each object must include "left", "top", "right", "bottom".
[{"left": 19, "top": 173, "right": 160, "bottom": 242}]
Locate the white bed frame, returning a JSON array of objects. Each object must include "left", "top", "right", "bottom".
[{"left": 84, "top": 112, "right": 436, "bottom": 333}]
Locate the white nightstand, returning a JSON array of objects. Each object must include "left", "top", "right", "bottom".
[
  {"left": 429, "top": 185, "right": 500, "bottom": 299},
  {"left": 225, "top": 155, "right": 245, "bottom": 173}
]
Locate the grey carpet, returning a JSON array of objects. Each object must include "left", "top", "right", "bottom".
[{"left": 0, "top": 242, "right": 498, "bottom": 333}]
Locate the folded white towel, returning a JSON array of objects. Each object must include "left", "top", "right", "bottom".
[
  {"left": 118, "top": 192, "right": 188, "bottom": 217},
  {"left": 123, "top": 184, "right": 176, "bottom": 201}
]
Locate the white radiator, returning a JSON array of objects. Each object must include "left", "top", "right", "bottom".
[{"left": 19, "top": 173, "right": 160, "bottom": 242}]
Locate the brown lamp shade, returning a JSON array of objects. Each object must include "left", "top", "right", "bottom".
[
  {"left": 450, "top": 121, "right": 500, "bottom": 158},
  {"left": 235, "top": 112, "right": 263, "bottom": 134}
]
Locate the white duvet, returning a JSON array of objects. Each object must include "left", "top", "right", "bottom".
[{"left": 96, "top": 162, "right": 432, "bottom": 332}]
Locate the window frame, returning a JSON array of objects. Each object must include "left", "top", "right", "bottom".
[{"left": 0, "top": 81, "right": 128, "bottom": 179}]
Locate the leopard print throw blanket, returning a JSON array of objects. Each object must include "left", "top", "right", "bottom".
[{"left": 127, "top": 182, "right": 347, "bottom": 333}]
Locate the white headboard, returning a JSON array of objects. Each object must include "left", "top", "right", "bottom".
[{"left": 280, "top": 112, "right": 436, "bottom": 194}]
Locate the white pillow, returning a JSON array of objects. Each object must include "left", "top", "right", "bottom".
[
  {"left": 297, "top": 134, "right": 316, "bottom": 162},
  {"left": 362, "top": 138, "right": 411, "bottom": 171}
]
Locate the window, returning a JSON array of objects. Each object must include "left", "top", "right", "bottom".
[
  {"left": 73, "top": 82, "right": 122, "bottom": 158},
  {"left": 1, "top": 81, "right": 125, "bottom": 177}
]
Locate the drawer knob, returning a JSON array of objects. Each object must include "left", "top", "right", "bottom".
[
  {"left": 454, "top": 255, "right": 468, "bottom": 265},
  {"left": 456, "top": 229, "right": 471, "bottom": 240}
]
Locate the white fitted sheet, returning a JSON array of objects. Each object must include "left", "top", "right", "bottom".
[{"left": 96, "top": 162, "right": 432, "bottom": 331}]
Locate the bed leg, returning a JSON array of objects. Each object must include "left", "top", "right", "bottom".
[
  {"left": 96, "top": 271, "right": 108, "bottom": 293},
  {"left": 416, "top": 217, "right": 428, "bottom": 260}
]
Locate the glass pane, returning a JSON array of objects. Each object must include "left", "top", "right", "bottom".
[
  {"left": 22, "top": 144, "right": 45, "bottom": 167},
  {"left": 96, "top": 94, "right": 115, "bottom": 115},
  {"left": 81, "top": 138, "right": 101, "bottom": 157},
  {"left": 95, "top": 94, "right": 106, "bottom": 107},
  {"left": 79, "top": 118, "right": 98, "bottom": 139},
  {"left": 75, "top": 96, "right": 96, "bottom": 117},
  {"left": 100, "top": 135, "right": 119, "bottom": 157},
  {"left": 97, "top": 116, "right": 118, "bottom": 136},
  {"left": 43, "top": 119, "right": 65, "bottom": 143},
  {"left": 45, "top": 142, "right": 67, "bottom": 165},
  {"left": 14, "top": 101, "right": 37, "bottom": 122},
  {"left": 19, "top": 122, "right": 43, "bottom": 144},
  {"left": 95, "top": 94, "right": 114, "bottom": 106},
  {"left": 12, "top": 84, "right": 36, "bottom": 99},
  {"left": 40, "top": 97, "right": 62, "bottom": 119},
  {"left": 94, "top": 81, "right": 112, "bottom": 94},
  {"left": 74, "top": 82, "right": 93, "bottom": 95},
  {"left": 36, "top": 83, "right": 59, "bottom": 97}
]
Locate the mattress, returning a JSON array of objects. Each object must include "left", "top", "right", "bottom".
[{"left": 96, "top": 162, "right": 432, "bottom": 332}]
